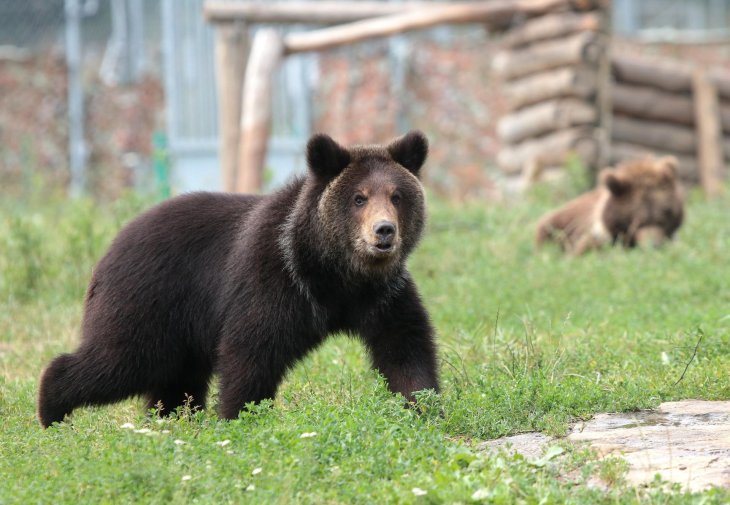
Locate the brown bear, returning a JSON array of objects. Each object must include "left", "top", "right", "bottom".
[
  {"left": 535, "top": 156, "right": 684, "bottom": 254},
  {"left": 37, "top": 131, "right": 439, "bottom": 427}
]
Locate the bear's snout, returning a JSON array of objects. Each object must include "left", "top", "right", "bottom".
[{"left": 374, "top": 221, "right": 396, "bottom": 250}]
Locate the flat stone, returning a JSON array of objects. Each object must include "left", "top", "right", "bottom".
[
  {"left": 478, "top": 400, "right": 730, "bottom": 492},
  {"left": 568, "top": 400, "right": 730, "bottom": 491},
  {"left": 477, "top": 432, "right": 555, "bottom": 460}
]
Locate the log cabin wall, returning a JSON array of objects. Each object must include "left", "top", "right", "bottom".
[
  {"left": 609, "top": 53, "right": 730, "bottom": 191},
  {"left": 493, "top": 6, "right": 611, "bottom": 192}
]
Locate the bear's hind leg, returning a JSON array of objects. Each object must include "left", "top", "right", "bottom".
[
  {"left": 38, "top": 351, "right": 141, "bottom": 428},
  {"left": 145, "top": 370, "right": 211, "bottom": 416}
]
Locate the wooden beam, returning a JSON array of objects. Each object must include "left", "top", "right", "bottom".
[
  {"left": 204, "top": 0, "right": 607, "bottom": 27},
  {"left": 502, "top": 11, "right": 603, "bottom": 49},
  {"left": 497, "top": 127, "right": 598, "bottom": 174},
  {"left": 214, "top": 22, "right": 249, "bottom": 192},
  {"left": 693, "top": 69, "right": 724, "bottom": 196},
  {"left": 236, "top": 29, "right": 284, "bottom": 194},
  {"left": 611, "top": 115, "right": 697, "bottom": 155},
  {"left": 612, "top": 82, "right": 694, "bottom": 126},
  {"left": 493, "top": 31, "right": 606, "bottom": 80},
  {"left": 283, "top": 1, "right": 603, "bottom": 54},
  {"left": 204, "top": 1, "right": 439, "bottom": 25},
  {"left": 505, "top": 66, "right": 597, "bottom": 110},
  {"left": 612, "top": 53, "right": 730, "bottom": 99},
  {"left": 498, "top": 98, "right": 597, "bottom": 144}
]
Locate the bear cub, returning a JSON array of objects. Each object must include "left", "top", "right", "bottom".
[
  {"left": 38, "top": 131, "right": 439, "bottom": 427},
  {"left": 535, "top": 156, "right": 684, "bottom": 254}
]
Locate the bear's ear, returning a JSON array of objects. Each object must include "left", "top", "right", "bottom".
[
  {"left": 656, "top": 156, "right": 679, "bottom": 179},
  {"left": 306, "top": 133, "right": 351, "bottom": 180},
  {"left": 601, "top": 169, "right": 630, "bottom": 196},
  {"left": 387, "top": 130, "right": 429, "bottom": 177}
]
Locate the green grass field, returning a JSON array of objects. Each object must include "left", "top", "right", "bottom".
[{"left": 1, "top": 188, "right": 729, "bottom": 504}]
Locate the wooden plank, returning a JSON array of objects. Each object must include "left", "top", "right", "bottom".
[
  {"left": 214, "top": 22, "right": 249, "bottom": 192},
  {"left": 236, "top": 29, "right": 284, "bottom": 194},
  {"left": 693, "top": 69, "right": 724, "bottom": 196}
]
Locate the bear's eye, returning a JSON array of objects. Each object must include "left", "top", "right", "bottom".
[
  {"left": 354, "top": 195, "right": 367, "bottom": 207},
  {"left": 391, "top": 193, "right": 402, "bottom": 206}
]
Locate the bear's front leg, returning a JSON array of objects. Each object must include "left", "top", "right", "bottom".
[{"left": 359, "top": 278, "right": 439, "bottom": 402}]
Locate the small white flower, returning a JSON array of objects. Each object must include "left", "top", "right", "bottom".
[
  {"left": 226, "top": 450, "right": 234, "bottom": 455},
  {"left": 300, "top": 432, "right": 317, "bottom": 439},
  {"left": 246, "top": 484, "right": 255, "bottom": 491},
  {"left": 134, "top": 428, "right": 151, "bottom": 434},
  {"left": 472, "top": 488, "right": 491, "bottom": 500},
  {"left": 252, "top": 467, "right": 262, "bottom": 476},
  {"left": 181, "top": 475, "right": 192, "bottom": 481},
  {"left": 161, "top": 430, "right": 171, "bottom": 434},
  {"left": 120, "top": 423, "right": 135, "bottom": 429},
  {"left": 174, "top": 439, "right": 186, "bottom": 445},
  {"left": 661, "top": 351, "right": 671, "bottom": 365},
  {"left": 216, "top": 440, "right": 231, "bottom": 447},
  {"left": 412, "top": 487, "right": 427, "bottom": 496},
  {"left": 332, "top": 359, "right": 339, "bottom": 365}
]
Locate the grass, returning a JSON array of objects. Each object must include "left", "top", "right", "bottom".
[{"left": 1, "top": 186, "right": 729, "bottom": 504}]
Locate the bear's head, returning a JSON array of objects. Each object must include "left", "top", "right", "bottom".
[
  {"left": 600, "top": 156, "right": 684, "bottom": 247},
  {"left": 305, "top": 130, "right": 428, "bottom": 278}
]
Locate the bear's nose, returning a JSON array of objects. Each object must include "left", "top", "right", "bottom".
[{"left": 374, "top": 221, "right": 396, "bottom": 244}]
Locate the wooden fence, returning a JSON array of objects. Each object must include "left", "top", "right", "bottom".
[{"left": 204, "top": 0, "right": 726, "bottom": 195}]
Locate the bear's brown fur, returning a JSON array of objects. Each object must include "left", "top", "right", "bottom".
[
  {"left": 535, "top": 156, "right": 684, "bottom": 254},
  {"left": 37, "top": 131, "right": 439, "bottom": 427}
]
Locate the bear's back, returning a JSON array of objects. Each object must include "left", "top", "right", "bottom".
[{"left": 81, "top": 192, "right": 265, "bottom": 353}]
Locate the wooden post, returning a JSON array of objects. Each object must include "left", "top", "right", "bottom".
[
  {"left": 215, "top": 22, "right": 249, "bottom": 192},
  {"left": 237, "top": 28, "right": 284, "bottom": 194},
  {"left": 593, "top": 7, "right": 611, "bottom": 180},
  {"left": 693, "top": 69, "right": 724, "bottom": 196}
]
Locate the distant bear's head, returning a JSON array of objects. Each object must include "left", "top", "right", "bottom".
[
  {"left": 305, "top": 131, "right": 428, "bottom": 277},
  {"left": 600, "top": 156, "right": 684, "bottom": 247}
]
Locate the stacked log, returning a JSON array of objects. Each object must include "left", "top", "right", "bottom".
[
  {"left": 609, "top": 53, "right": 730, "bottom": 187},
  {"left": 493, "top": 8, "right": 609, "bottom": 187}
]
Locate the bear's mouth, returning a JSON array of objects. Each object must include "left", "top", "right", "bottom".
[{"left": 365, "top": 241, "right": 398, "bottom": 258}]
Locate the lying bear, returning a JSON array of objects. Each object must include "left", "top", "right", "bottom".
[
  {"left": 38, "top": 131, "right": 440, "bottom": 427},
  {"left": 535, "top": 156, "right": 684, "bottom": 254}
]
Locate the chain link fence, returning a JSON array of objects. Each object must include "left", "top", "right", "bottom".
[{"left": 0, "top": 0, "right": 164, "bottom": 200}]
